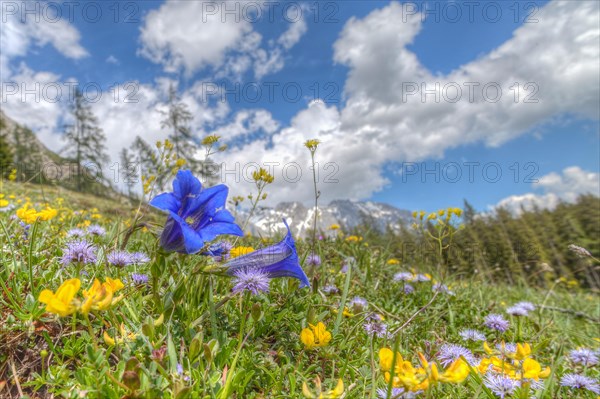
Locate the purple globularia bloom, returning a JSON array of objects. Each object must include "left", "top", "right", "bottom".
[
  {"left": 61, "top": 240, "right": 97, "bottom": 266},
  {"left": 459, "top": 329, "right": 486, "bottom": 342},
  {"left": 202, "top": 240, "right": 233, "bottom": 261},
  {"left": 107, "top": 250, "right": 134, "bottom": 267},
  {"left": 484, "top": 314, "right": 510, "bottom": 333},
  {"left": 130, "top": 252, "right": 150, "bottom": 265},
  {"left": 393, "top": 272, "right": 414, "bottom": 282},
  {"left": 432, "top": 283, "right": 454, "bottom": 295},
  {"left": 66, "top": 228, "right": 86, "bottom": 238},
  {"left": 569, "top": 348, "right": 599, "bottom": 366},
  {"left": 130, "top": 273, "right": 149, "bottom": 286},
  {"left": 484, "top": 374, "right": 518, "bottom": 398},
  {"left": 306, "top": 253, "right": 321, "bottom": 267},
  {"left": 495, "top": 342, "right": 517, "bottom": 357},
  {"left": 364, "top": 321, "right": 392, "bottom": 339},
  {"left": 437, "top": 344, "right": 477, "bottom": 367},
  {"left": 322, "top": 285, "right": 339, "bottom": 295},
  {"left": 413, "top": 274, "right": 431, "bottom": 282},
  {"left": 231, "top": 268, "right": 271, "bottom": 295},
  {"left": 403, "top": 284, "right": 415, "bottom": 294},
  {"left": 377, "top": 388, "right": 420, "bottom": 399},
  {"left": 349, "top": 296, "right": 368, "bottom": 313},
  {"left": 87, "top": 224, "right": 106, "bottom": 236},
  {"left": 223, "top": 220, "right": 310, "bottom": 288},
  {"left": 506, "top": 301, "right": 535, "bottom": 316},
  {"left": 560, "top": 373, "right": 600, "bottom": 394},
  {"left": 150, "top": 170, "right": 243, "bottom": 254}
]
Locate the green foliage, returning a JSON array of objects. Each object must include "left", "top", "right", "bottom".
[{"left": 0, "top": 182, "right": 598, "bottom": 398}]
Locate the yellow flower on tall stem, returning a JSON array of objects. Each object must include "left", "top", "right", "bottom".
[{"left": 38, "top": 278, "right": 81, "bottom": 317}]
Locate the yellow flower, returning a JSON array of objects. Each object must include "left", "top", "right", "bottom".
[
  {"left": 230, "top": 246, "right": 254, "bottom": 258},
  {"left": 38, "top": 278, "right": 81, "bottom": 317},
  {"left": 386, "top": 258, "right": 400, "bottom": 265},
  {"left": 329, "top": 224, "right": 340, "bottom": 230},
  {"left": 522, "top": 358, "right": 551, "bottom": 380},
  {"left": 304, "top": 139, "right": 320, "bottom": 152},
  {"left": 201, "top": 134, "right": 220, "bottom": 146},
  {"left": 514, "top": 343, "right": 531, "bottom": 361},
  {"left": 302, "top": 377, "right": 343, "bottom": 398},
  {"left": 103, "top": 331, "right": 116, "bottom": 346},
  {"left": 438, "top": 359, "right": 470, "bottom": 383},
  {"left": 0, "top": 199, "right": 9, "bottom": 208},
  {"left": 301, "top": 322, "right": 332, "bottom": 349},
  {"left": 427, "top": 212, "right": 437, "bottom": 220},
  {"left": 251, "top": 167, "right": 274, "bottom": 184},
  {"left": 345, "top": 235, "right": 362, "bottom": 243},
  {"left": 411, "top": 211, "right": 418, "bottom": 218},
  {"left": 16, "top": 204, "right": 58, "bottom": 223},
  {"left": 81, "top": 278, "right": 124, "bottom": 314}
]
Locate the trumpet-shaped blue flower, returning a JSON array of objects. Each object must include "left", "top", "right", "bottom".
[
  {"left": 223, "top": 219, "right": 310, "bottom": 288},
  {"left": 150, "top": 170, "right": 243, "bottom": 254}
]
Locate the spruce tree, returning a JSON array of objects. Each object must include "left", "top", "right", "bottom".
[
  {"left": 63, "top": 89, "right": 108, "bottom": 191},
  {"left": 0, "top": 118, "right": 12, "bottom": 178}
]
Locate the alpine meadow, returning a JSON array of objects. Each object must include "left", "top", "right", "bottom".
[{"left": 1, "top": 1, "right": 599, "bottom": 399}]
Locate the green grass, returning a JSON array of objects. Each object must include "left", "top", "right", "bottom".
[{"left": 1, "top": 182, "right": 599, "bottom": 399}]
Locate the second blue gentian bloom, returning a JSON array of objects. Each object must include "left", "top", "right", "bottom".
[
  {"left": 223, "top": 219, "right": 310, "bottom": 288},
  {"left": 150, "top": 170, "right": 243, "bottom": 254}
]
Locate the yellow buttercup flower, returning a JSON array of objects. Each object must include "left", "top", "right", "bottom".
[
  {"left": 329, "top": 224, "right": 340, "bottom": 230},
  {"left": 0, "top": 199, "right": 9, "bottom": 208},
  {"left": 301, "top": 322, "right": 332, "bottom": 349},
  {"left": 38, "top": 278, "right": 81, "bottom": 317},
  {"left": 387, "top": 258, "right": 400, "bottom": 265},
  {"left": 230, "top": 246, "right": 254, "bottom": 258}
]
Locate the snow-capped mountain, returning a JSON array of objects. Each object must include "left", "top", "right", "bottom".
[{"left": 236, "top": 200, "right": 412, "bottom": 237}]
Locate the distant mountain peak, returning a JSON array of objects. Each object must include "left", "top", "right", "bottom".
[{"left": 237, "top": 200, "right": 411, "bottom": 237}]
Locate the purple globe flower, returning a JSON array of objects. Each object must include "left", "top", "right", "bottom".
[
  {"left": 349, "top": 296, "right": 368, "bottom": 313},
  {"left": 393, "top": 272, "right": 414, "bottom": 282},
  {"left": 87, "top": 224, "right": 106, "bottom": 236},
  {"left": 432, "top": 283, "right": 454, "bottom": 295},
  {"left": 306, "top": 253, "right": 321, "bottom": 267},
  {"left": 569, "top": 348, "right": 599, "bottom": 366},
  {"left": 364, "top": 321, "right": 391, "bottom": 339},
  {"left": 130, "top": 273, "right": 149, "bottom": 286},
  {"left": 484, "top": 374, "right": 518, "bottom": 398},
  {"left": 223, "top": 219, "right": 310, "bottom": 288},
  {"left": 203, "top": 240, "right": 233, "bottom": 261},
  {"left": 107, "top": 250, "right": 134, "bottom": 267},
  {"left": 66, "top": 228, "right": 86, "bottom": 238},
  {"left": 377, "top": 388, "right": 420, "bottom": 399},
  {"left": 484, "top": 314, "right": 510, "bottom": 333},
  {"left": 403, "top": 284, "right": 415, "bottom": 294},
  {"left": 437, "top": 344, "right": 477, "bottom": 367},
  {"left": 459, "top": 329, "right": 486, "bottom": 342},
  {"left": 322, "top": 285, "right": 339, "bottom": 295},
  {"left": 560, "top": 373, "right": 600, "bottom": 394},
  {"left": 150, "top": 170, "right": 243, "bottom": 254},
  {"left": 231, "top": 268, "right": 271, "bottom": 295},
  {"left": 61, "top": 240, "right": 97, "bottom": 266},
  {"left": 131, "top": 252, "right": 150, "bottom": 265}
]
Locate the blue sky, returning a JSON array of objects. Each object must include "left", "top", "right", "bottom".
[{"left": 1, "top": 0, "right": 598, "bottom": 213}]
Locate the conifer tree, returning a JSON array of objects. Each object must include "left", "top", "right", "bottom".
[{"left": 63, "top": 89, "right": 108, "bottom": 191}]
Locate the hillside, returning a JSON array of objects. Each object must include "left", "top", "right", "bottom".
[{"left": 0, "top": 110, "right": 120, "bottom": 197}]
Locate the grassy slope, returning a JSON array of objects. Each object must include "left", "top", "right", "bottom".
[{"left": 1, "top": 182, "right": 599, "bottom": 398}]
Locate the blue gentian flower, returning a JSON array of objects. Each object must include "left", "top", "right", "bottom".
[
  {"left": 223, "top": 219, "right": 310, "bottom": 288},
  {"left": 150, "top": 170, "right": 243, "bottom": 254}
]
